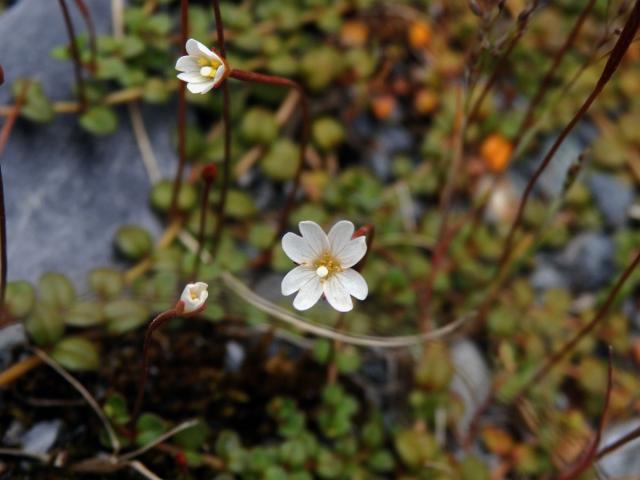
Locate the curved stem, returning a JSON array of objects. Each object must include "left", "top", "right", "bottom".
[
  {"left": 169, "top": 0, "right": 189, "bottom": 218},
  {"left": 209, "top": 0, "right": 231, "bottom": 261},
  {"left": 131, "top": 308, "right": 178, "bottom": 424},
  {"left": 73, "top": 0, "right": 98, "bottom": 73},
  {"left": 229, "top": 69, "right": 309, "bottom": 265},
  {"left": 58, "top": 0, "right": 86, "bottom": 111},
  {"left": 192, "top": 175, "right": 214, "bottom": 279}
]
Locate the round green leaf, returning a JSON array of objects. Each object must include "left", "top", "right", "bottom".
[
  {"left": 79, "top": 106, "right": 118, "bottom": 135},
  {"left": 38, "top": 272, "right": 76, "bottom": 310},
  {"left": 88, "top": 267, "right": 124, "bottom": 299},
  {"left": 25, "top": 303, "right": 65, "bottom": 346},
  {"left": 150, "top": 179, "right": 197, "bottom": 213},
  {"left": 104, "top": 299, "right": 149, "bottom": 334},
  {"left": 51, "top": 337, "right": 100, "bottom": 371},
  {"left": 5, "top": 281, "right": 36, "bottom": 319},
  {"left": 115, "top": 225, "right": 153, "bottom": 260},
  {"left": 65, "top": 301, "right": 104, "bottom": 327}
]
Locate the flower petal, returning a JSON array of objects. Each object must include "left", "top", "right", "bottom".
[
  {"left": 323, "top": 275, "right": 353, "bottom": 312},
  {"left": 299, "top": 221, "right": 329, "bottom": 257},
  {"left": 336, "top": 269, "right": 368, "bottom": 300},
  {"left": 281, "top": 266, "right": 315, "bottom": 296},
  {"left": 175, "top": 55, "right": 199, "bottom": 72},
  {"left": 212, "top": 65, "right": 226, "bottom": 87},
  {"left": 282, "top": 232, "right": 315, "bottom": 264},
  {"left": 185, "top": 38, "right": 206, "bottom": 57},
  {"left": 335, "top": 236, "right": 367, "bottom": 268},
  {"left": 187, "top": 80, "right": 215, "bottom": 94},
  {"left": 293, "top": 276, "right": 323, "bottom": 311},
  {"left": 177, "top": 71, "right": 207, "bottom": 83},
  {"left": 328, "top": 220, "right": 355, "bottom": 257}
]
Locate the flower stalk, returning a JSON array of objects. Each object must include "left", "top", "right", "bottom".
[
  {"left": 73, "top": 0, "right": 98, "bottom": 73},
  {"left": 169, "top": 0, "right": 190, "bottom": 218},
  {"left": 131, "top": 283, "right": 208, "bottom": 423},
  {"left": 192, "top": 165, "right": 217, "bottom": 279},
  {"left": 58, "top": 0, "right": 87, "bottom": 111}
]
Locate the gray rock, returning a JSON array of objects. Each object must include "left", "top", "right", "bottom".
[
  {"left": 530, "top": 261, "right": 568, "bottom": 291},
  {"left": 598, "top": 419, "right": 640, "bottom": 477},
  {"left": 0, "top": 0, "right": 177, "bottom": 285},
  {"left": 21, "top": 420, "right": 62, "bottom": 454},
  {"left": 224, "top": 341, "right": 245, "bottom": 372},
  {"left": 534, "top": 133, "right": 584, "bottom": 198},
  {"left": 557, "top": 232, "right": 614, "bottom": 291},
  {"left": 450, "top": 339, "right": 491, "bottom": 436},
  {"left": 587, "top": 173, "right": 633, "bottom": 229}
]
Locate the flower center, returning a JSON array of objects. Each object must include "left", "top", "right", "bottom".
[
  {"left": 199, "top": 66, "right": 215, "bottom": 77},
  {"left": 190, "top": 291, "right": 200, "bottom": 300},
  {"left": 197, "top": 57, "right": 222, "bottom": 78},
  {"left": 313, "top": 252, "right": 342, "bottom": 280}
]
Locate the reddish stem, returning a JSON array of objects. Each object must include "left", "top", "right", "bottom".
[
  {"left": 192, "top": 166, "right": 216, "bottom": 278},
  {"left": 229, "top": 69, "right": 310, "bottom": 266},
  {"left": 131, "top": 308, "right": 178, "bottom": 424},
  {"left": 72, "top": 0, "right": 97, "bottom": 74},
  {"left": 169, "top": 0, "right": 189, "bottom": 218},
  {"left": 208, "top": 0, "right": 231, "bottom": 261},
  {"left": 557, "top": 347, "right": 613, "bottom": 480},
  {"left": 494, "top": 0, "right": 640, "bottom": 287},
  {"left": 58, "top": 0, "right": 87, "bottom": 111}
]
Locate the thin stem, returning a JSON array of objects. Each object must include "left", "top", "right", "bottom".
[
  {"left": 467, "top": 1, "right": 540, "bottom": 123},
  {"left": 168, "top": 0, "right": 189, "bottom": 218},
  {"left": 0, "top": 65, "right": 4, "bottom": 85},
  {"left": 494, "top": 0, "right": 640, "bottom": 288},
  {"left": 229, "top": 69, "right": 309, "bottom": 266},
  {"left": 73, "top": 0, "right": 98, "bottom": 73},
  {"left": 209, "top": 0, "right": 231, "bottom": 261},
  {"left": 58, "top": 0, "right": 87, "bottom": 111},
  {"left": 513, "top": 249, "right": 640, "bottom": 402},
  {"left": 192, "top": 166, "right": 216, "bottom": 279},
  {"left": 131, "top": 308, "right": 178, "bottom": 424},
  {"left": 512, "top": 0, "right": 596, "bottom": 146},
  {"left": 557, "top": 347, "right": 613, "bottom": 480},
  {"left": 419, "top": 89, "right": 465, "bottom": 331}
]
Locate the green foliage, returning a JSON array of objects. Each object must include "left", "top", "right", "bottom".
[{"left": 51, "top": 336, "right": 100, "bottom": 371}]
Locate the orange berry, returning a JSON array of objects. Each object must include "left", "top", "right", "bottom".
[
  {"left": 408, "top": 21, "right": 432, "bottom": 49},
  {"left": 371, "top": 95, "right": 396, "bottom": 120},
  {"left": 340, "top": 20, "right": 369, "bottom": 48},
  {"left": 415, "top": 89, "right": 439, "bottom": 115},
  {"left": 481, "top": 134, "right": 513, "bottom": 173}
]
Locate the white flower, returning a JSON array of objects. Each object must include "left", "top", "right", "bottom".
[
  {"left": 175, "top": 39, "right": 228, "bottom": 94},
  {"left": 281, "top": 221, "right": 368, "bottom": 312},
  {"left": 179, "top": 282, "right": 209, "bottom": 314}
]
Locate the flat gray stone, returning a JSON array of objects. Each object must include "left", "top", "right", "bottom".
[{"left": 0, "top": 0, "right": 178, "bottom": 286}]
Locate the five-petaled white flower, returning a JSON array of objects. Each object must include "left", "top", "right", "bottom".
[
  {"left": 179, "top": 282, "right": 209, "bottom": 314},
  {"left": 175, "top": 39, "right": 228, "bottom": 94},
  {"left": 281, "top": 221, "right": 368, "bottom": 312}
]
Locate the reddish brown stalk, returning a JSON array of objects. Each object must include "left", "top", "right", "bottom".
[
  {"left": 57, "top": 0, "right": 87, "bottom": 111},
  {"left": 168, "top": 0, "right": 189, "bottom": 218},
  {"left": 0, "top": 65, "right": 4, "bottom": 85},
  {"left": 467, "top": 0, "right": 540, "bottom": 123},
  {"left": 513, "top": 0, "right": 596, "bottom": 146},
  {"left": 557, "top": 347, "right": 613, "bottom": 480},
  {"left": 419, "top": 89, "right": 465, "bottom": 331},
  {"left": 192, "top": 165, "right": 217, "bottom": 279},
  {"left": 514, "top": 248, "right": 640, "bottom": 402},
  {"left": 495, "top": 0, "right": 640, "bottom": 283},
  {"left": 208, "top": 0, "right": 231, "bottom": 260},
  {"left": 229, "top": 69, "right": 310, "bottom": 267},
  {"left": 131, "top": 308, "right": 178, "bottom": 424},
  {"left": 72, "top": 0, "right": 98, "bottom": 73}
]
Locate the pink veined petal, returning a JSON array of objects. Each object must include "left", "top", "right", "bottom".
[
  {"left": 299, "top": 221, "right": 329, "bottom": 258},
  {"left": 177, "top": 72, "right": 208, "bottom": 83},
  {"left": 212, "top": 65, "right": 226, "bottom": 87},
  {"left": 293, "top": 276, "right": 323, "bottom": 311},
  {"left": 328, "top": 220, "right": 355, "bottom": 257},
  {"left": 282, "top": 232, "right": 315, "bottom": 264},
  {"left": 187, "top": 80, "right": 215, "bottom": 94},
  {"left": 323, "top": 275, "right": 353, "bottom": 312},
  {"left": 281, "top": 266, "right": 315, "bottom": 296},
  {"left": 336, "top": 269, "right": 368, "bottom": 300},
  {"left": 335, "top": 236, "right": 367, "bottom": 269},
  {"left": 175, "top": 55, "right": 199, "bottom": 72}
]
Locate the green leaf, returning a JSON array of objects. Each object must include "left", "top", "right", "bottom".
[
  {"left": 135, "top": 413, "right": 168, "bottom": 447},
  {"left": 312, "top": 339, "right": 332, "bottom": 364},
  {"left": 5, "top": 281, "right": 36, "bottom": 319},
  {"left": 336, "top": 346, "right": 361, "bottom": 373},
  {"left": 104, "top": 393, "right": 130, "bottom": 425},
  {"left": 65, "top": 301, "right": 104, "bottom": 327},
  {"left": 115, "top": 225, "right": 153, "bottom": 260},
  {"left": 174, "top": 419, "right": 210, "bottom": 450},
  {"left": 79, "top": 106, "right": 118, "bottom": 135},
  {"left": 312, "top": 117, "right": 345, "bottom": 151},
  {"left": 262, "top": 139, "right": 299, "bottom": 181},
  {"left": 38, "top": 272, "right": 76, "bottom": 310},
  {"left": 394, "top": 429, "right": 438, "bottom": 468},
  {"left": 225, "top": 191, "right": 256, "bottom": 219},
  {"left": 241, "top": 108, "right": 279, "bottom": 145},
  {"left": 13, "top": 79, "right": 54, "bottom": 123},
  {"left": 88, "top": 267, "right": 124, "bottom": 299},
  {"left": 150, "top": 179, "right": 197, "bottom": 213},
  {"left": 51, "top": 337, "right": 100, "bottom": 371},
  {"left": 25, "top": 303, "right": 65, "bottom": 346},
  {"left": 104, "top": 299, "right": 148, "bottom": 334}
]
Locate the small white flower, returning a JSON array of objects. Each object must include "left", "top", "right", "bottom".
[
  {"left": 281, "top": 221, "right": 368, "bottom": 312},
  {"left": 179, "top": 282, "right": 209, "bottom": 314},
  {"left": 175, "top": 39, "right": 228, "bottom": 94}
]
